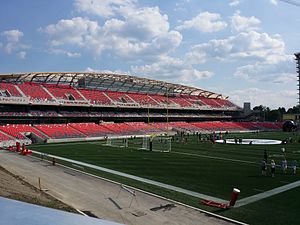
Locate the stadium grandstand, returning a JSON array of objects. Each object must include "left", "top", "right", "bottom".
[{"left": 0, "top": 72, "right": 282, "bottom": 146}]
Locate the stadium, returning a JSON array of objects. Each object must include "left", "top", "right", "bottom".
[
  {"left": 0, "top": 71, "right": 281, "bottom": 146},
  {"left": 2, "top": 71, "right": 299, "bottom": 225},
  {"left": 0, "top": 71, "right": 284, "bottom": 149}
]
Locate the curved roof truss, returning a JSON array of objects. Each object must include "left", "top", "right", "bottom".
[{"left": 0, "top": 72, "right": 227, "bottom": 99}]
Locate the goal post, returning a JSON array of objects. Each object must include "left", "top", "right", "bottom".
[
  {"left": 104, "top": 137, "right": 128, "bottom": 148},
  {"left": 141, "top": 135, "right": 172, "bottom": 152},
  {"left": 141, "top": 136, "right": 149, "bottom": 150}
]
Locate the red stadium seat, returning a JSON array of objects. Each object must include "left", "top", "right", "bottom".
[
  {"left": 34, "top": 124, "right": 86, "bottom": 139},
  {"left": 106, "top": 91, "right": 136, "bottom": 104},
  {"left": 0, "top": 131, "right": 12, "bottom": 141},
  {"left": 69, "top": 123, "right": 116, "bottom": 137},
  {"left": 0, "top": 82, "right": 22, "bottom": 97},
  {"left": 126, "top": 93, "right": 159, "bottom": 106},
  {"left": 79, "top": 89, "right": 113, "bottom": 105},
  {"left": 0, "top": 124, "right": 47, "bottom": 140},
  {"left": 43, "top": 84, "right": 84, "bottom": 100},
  {"left": 17, "top": 82, "right": 54, "bottom": 101}
]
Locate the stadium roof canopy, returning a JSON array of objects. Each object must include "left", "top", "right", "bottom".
[{"left": 0, "top": 72, "right": 227, "bottom": 99}]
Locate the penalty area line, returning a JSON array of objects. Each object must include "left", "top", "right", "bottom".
[{"left": 171, "top": 151, "right": 257, "bottom": 166}]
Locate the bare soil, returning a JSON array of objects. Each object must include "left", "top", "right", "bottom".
[{"left": 0, "top": 165, "right": 76, "bottom": 213}]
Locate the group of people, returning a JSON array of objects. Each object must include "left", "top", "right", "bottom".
[
  {"left": 234, "top": 137, "right": 243, "bottom": 144},
  {"left": 261, "top": 159, "right": 276, "bottom": 177},
  {"left": 261, "top": 149, "right": 297, "bottom": 177}
]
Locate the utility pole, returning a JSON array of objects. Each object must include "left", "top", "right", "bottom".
[
  {"left": 166, "top": 85, "right": 169, "bottom": 133},
  {"left": 295, "top": 52, "right": 300, "bottom": 106}
]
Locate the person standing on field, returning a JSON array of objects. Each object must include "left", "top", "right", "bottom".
[
  {"left": 271, "top": 160, "right": 276, "bottom": 177},
  {"left": 264, "top": 149, "right": 268, "bottom": 163},
  {"left": 291, "top": 160, "right": 298, "bottom": 174},
  {"left": 261, "top": 159, "right": 267, "bottom": 176},
  {"left": 282, "top": 159, "right": 288, "bottom": 174}
]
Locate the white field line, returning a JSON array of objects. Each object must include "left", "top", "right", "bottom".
[
  {"left": 31, "top": 142, "right": 102, "bottom": 148},
  {"left": 236, "top": 179, "right": 300, "bottom": 207},
  {"left": 172, "top": 151, "right": 257, "bottom": 165},
  {"left": 31, "top": 150, "right": 227, "bottom": 203}
]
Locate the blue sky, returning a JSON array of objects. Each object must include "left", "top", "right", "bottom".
[{"left": 0, "top": 0, "right": 299, "bottom": 109}]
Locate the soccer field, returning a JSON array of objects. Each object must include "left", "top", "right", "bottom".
[{"left": 30, "top": 131, "right": 300, "bottom": 225}]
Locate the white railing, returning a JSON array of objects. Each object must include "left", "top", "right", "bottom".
[
  {"left": 0, "top": 96, "right": 30, "bottom": 104},
  {"left": 114, "top": 102, "right": 140, "bottom": 107},
  {"left": 30, "top": 99, "right": 59, "bottom": 105},
  {"left": 57, "top": 99, "right": 90, "bottom": 105}
]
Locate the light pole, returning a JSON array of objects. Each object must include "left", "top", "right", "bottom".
[{"left": 295, "top": 52, "right": 300, "bottom": 106}]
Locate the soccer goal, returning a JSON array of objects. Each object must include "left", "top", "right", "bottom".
[
  {"left": 140, "top": 135, "right": 172, "bottom": 152},
  {"left": 104, "top": 138, "right": 128, "bottom": 148}
]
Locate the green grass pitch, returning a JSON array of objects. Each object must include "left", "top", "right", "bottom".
[{"left": 30, "top": 131, "right": 300, "bottom": 225}]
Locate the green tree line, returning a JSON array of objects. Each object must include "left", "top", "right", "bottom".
[{"left": 252, "top": 105, "right": 300, "bottom": 122}]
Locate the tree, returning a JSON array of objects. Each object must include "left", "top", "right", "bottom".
[
  {"left": 287, "top": 105, "right": 300, "bottom": 114},
  {"left": 252, "top": 105, "right": 283, "bottom": 122},
  {"left": 267, "top": 109, "right": 281, "bottom": 122},
  {"left": 251, "top": 105, "right": 299, "bottom": 122},
  {"left": 277, "top": 107, "right": 286, "bottom": 121}
]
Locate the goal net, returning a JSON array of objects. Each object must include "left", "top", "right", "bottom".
[
  {"left": 104, "top": 138, "right": 128, "bottom": 148},
  {"left": 141, "top": 136, "right": 172, "bottom": 152}
]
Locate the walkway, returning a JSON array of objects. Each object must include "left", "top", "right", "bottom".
[{"left": 32, "top": 150, "right": 227, "bottom": 203}]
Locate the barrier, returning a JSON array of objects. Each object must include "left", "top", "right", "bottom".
[
  {"left": 229, "top": 188, "right": 240, "bottom": 207},
  {"left": 116, "top": 184, "right": 137, "bottom": 208},
  {"left": 201, "top": 188, "right": 240, "bottom": 209}
]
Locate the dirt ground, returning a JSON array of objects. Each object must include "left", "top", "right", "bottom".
[{"left": 0, "top": 165, "right": 76, "bottom": 213}]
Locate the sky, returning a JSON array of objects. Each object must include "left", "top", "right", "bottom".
[{"left": 0, "top": 0, "right": 299, "bottom": 109}]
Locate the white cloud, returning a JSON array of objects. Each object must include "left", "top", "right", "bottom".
[
  {"left": 186, "top": 30, "right": 293, "bottom": 83},
  {"left": 231, "top": 11, "right": 260, "bottom": 32},
  {"left": 16, "top": 51, "right": 26, "bottom": 59},
  {"left": 2, "top": 30, "right": 24, "bottom": 54},
  {"left": 174, "top": 0, "right": 191, "bottom": 12},
  {"left": 2, "top": 29, "right": 23, "bottom": 42},
  {"left": 85, "top": 67, "right": 129, "bottom": 75},
  {"left": 3, "top": 42, "right": 15, "bottom": 54},
  {"left": 176, "top": 11, "right": 227, "bottom": 33},
  {"left": 229, "top": 88, "right": 297, "bottom": 109},
  {"left": 66, "top": 52, "right": 81, "bottom": 58},
  {"left": 270, "top": 0, "right": 278, "bottom": 5},
  {"left": 85, "top": 67, "right": 101, "bottom": 72},
  {"left": 104, "top": 6, "right": 170, "bottom": 41},
  {"left": 74, "top": 0, "right": 136, "bottom": 18},
  {"left": 44, "top": 17, "right": 99, "bottom": 47},
  {"left": 43, "top": 4, "right": 182, "bottom": 60},
  {"left": 108, "top": 30, "right": 182, "bottom": 59},
  {"left": 274, "top": 73, "right": 297, "bottom": 83},
  {"left": 229, "top": 0, "right": 240, "bottom": 7},
  {"left": 132, "top": 56, "right": 213, "bottom": 85},
  {"left": 48, "top": 48, "right": 81, "bottom": 58},
  {"left": 185, "top": 50, "right": 207, "bottom": 65},
  {"left": 188, "top": 31, "right": 287, "bottom": 63},
  {"left": 234, "top": 58, "right": 295, "bottom": 83},
  {"left": 1, "top": 29, "right": 29, "bottom": 57},
  {"left": 180, "top": 69, "right": 214, "bottom": 83}
]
